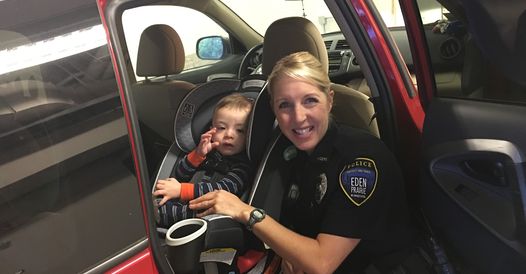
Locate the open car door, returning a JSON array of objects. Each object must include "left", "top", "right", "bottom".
[{"left": 400, "top": 0, "right": 526, "bottom": 273}]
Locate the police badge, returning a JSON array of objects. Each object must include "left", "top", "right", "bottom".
[
  {"left": 339, "top": 158, "right": 378, "bottom": 206},
  {"left": 315, "top": 173, "right": 328, "bottom": 204},
  {"left": 283, "top": 145, "right": 298, "bottom": 161}
]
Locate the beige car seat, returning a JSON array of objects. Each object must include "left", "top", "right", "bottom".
[
  {"left": 261, "top": 16, "right": 378, "bottom": 137},
  {"left": 133, "top": 24, "right": 196, "bottom": 173},
  {"left": 133, "top": 24, "right": 196, "bottom": 143}
]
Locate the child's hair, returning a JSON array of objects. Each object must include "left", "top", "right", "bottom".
[{"left": 213, "top": 93, "right": 254, "bottom": 117}]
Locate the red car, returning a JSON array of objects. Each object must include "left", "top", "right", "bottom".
[{"left": 1, "top": 0, "right": 525, "bottom": 273}]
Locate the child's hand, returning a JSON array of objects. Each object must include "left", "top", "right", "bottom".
[
  {"left": 196, "top": 127, "right": 220, "bottom": 157},
  {"left": 153, "top": 178, "right": 181, "bottom": 206}
]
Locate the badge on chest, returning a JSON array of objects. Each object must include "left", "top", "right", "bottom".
[
  {"left": 339, "top": 158, "right": 378, "bottom": 206},
  {"left": 315, "top": 173, "right": 327, "bottom": 204}
]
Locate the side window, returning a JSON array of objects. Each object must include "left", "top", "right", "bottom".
[
  {"left": 0, "top": 6, "right": 145, "bottom": 274},
  {"left": 122, "top": 6, "right": 230, "bottom": 81},
  {"left": 414, "top": 0, "right": 526, "bottom": 104}
]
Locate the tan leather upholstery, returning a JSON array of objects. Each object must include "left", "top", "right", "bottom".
[
  {"left": 136, "top": 24, "right": 186, "bottom": 77},
  {"left": 331, "top": 83, "right": 379, "bottom": 137},
  {"left": 133, "top": 24, "right": 195, "bottom": 147},
  {"left": 262, "top": 17, "right": 379, "bottom": 137},
  {"left": 262, "top": 17, "right": 328, "bottom": 76}
]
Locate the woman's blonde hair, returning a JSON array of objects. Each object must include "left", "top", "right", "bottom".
[{"left": 267, "top": 51, "right": 331, "bottom": 100}]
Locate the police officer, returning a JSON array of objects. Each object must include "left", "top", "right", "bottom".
[
  {"left": 190, "top": 51, "right": 416, "bottom": 273},
  {"left": 281, "top": 121, "right": 415, "bottom": 273}
]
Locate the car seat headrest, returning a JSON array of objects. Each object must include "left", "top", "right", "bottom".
[
  {"left": 173, "top": 75, "right": 272, "bottom": 162},
  {"left": 262, "top": 17, "right": 328, "bottom": 76},
  {"left": 174, "top": 79, "right": 241, "bottom": 153},
  {"left": 136, "top": 24, "right": 185, "bottom": 77}
]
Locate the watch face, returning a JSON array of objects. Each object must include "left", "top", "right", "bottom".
[{"left": 247, "top": 209, "right": 265, "bottom": 230}]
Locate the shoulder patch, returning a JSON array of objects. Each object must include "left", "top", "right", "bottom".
[{"left": 339, "top": 158, "right": 378, "bottom": 206}]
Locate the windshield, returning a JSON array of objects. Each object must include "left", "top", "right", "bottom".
[
  {"left": 220, "top": 0, "right": 337, "bottom": 34},
  {"left": 221, "top": 0, "right": 445, "bottom": 35},
  {"left": 220, "top": 0, "right": 408, "bottom": 35}
]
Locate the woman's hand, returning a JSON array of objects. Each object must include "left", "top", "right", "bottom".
[
  {"left": 189, "top": 190, "right": 253, "bottom": 223},
  {"left": 196, "top": 127, "right": 220, "bottom": 157},
  {"left": 153, "top": 178, "right": 181, "bottom": 205}
]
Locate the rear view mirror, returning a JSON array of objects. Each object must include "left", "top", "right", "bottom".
[{"left": 196, "top": 36, "right": 229, "bottom": 60}]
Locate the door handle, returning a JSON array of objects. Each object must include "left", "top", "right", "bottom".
[{"left": 461, "top": 159, "right": 508, "bottom": 187}]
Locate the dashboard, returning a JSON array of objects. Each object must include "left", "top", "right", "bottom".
[
  {"left": 321, "top": 26, "right": 465, "bottom": 95},
  {"left": 238, "top": 24, "right": 465, "bottom": 97}
]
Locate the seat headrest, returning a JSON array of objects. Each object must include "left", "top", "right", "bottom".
[
  {"left": 136, "top": 24, "right": 185, "bottom": 77},
  {"left": 262, "top": 17, "right": 328, "bottom": 75},
  {"left": 173, "top": 74, "right": 273, "bottom": 164}
]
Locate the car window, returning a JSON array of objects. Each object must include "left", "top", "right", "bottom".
[
  {"left": 0, "top": 3, "right": 146, "bottom": 273},
  {"left": 414, "top": 0, "right": 526, "bottom": 104},
  {"left": 122, "top": 6, "right": 230, "bottom": 81}
]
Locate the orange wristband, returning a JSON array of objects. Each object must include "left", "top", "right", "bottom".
[
  {"left": 180, "top": 183, "right": 195, "bottom": 201},
  {"left": 187, "top": 150, "right": 206, "bottom": 167}
]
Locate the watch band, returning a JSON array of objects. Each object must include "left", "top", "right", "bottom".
[{"left": 246, "top": 208, "right": 266, "bottom": 231}]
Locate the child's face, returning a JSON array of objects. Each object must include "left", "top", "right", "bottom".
[{"left": 211, "top": 107, "right": 250, "bottom": 156}]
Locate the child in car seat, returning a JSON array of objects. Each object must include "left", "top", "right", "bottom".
[{"left": 154, "top": 93, "right": 254, "bottom": 228}]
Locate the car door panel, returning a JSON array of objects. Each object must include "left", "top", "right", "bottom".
[{"left": 422, "top": 97, "right": 526, "bottom": 273}]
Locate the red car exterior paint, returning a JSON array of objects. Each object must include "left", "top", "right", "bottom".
[
  {"left": 105, "top": 248, "right": 158, "bottom": 274},
  {"left": 97, "top": 0, "right": 151, "bottom": 235},
  {"left": 348, "top": 0, "right": 425, "bottom": 192},
  {"left": 97, "top": 1, "right": 157, "bottom": 273},
  {"left": 398, "top": 0, "right": 437, "bottom": 107},
  {"left": 350, "top": 0, "right": 425, "bottom": 132}
]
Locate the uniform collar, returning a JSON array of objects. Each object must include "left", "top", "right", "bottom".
[{"left": 306, "top": 120, "right": 338, "bottom": 163}]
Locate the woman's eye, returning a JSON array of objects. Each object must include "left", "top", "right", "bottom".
[
  {"left": 278, "top": 101, "right": 290, "bottom": 109},
  {"left": 304, "top": 97, "right": 319, "bottom": 105}
]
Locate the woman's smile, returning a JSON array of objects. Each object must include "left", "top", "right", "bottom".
[{"left": 293, "top": 126, "right": 313, "bottom": 136}]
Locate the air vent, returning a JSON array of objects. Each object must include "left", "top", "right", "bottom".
[
  {"left": 440, "top": 37, "right": 462, "bottom": 59},
  {"left": 351, "top": 56, "right": 359, "bottom": 66},
  {"left": 324, "top": 40, "right": 332, "bottom": 50},
  {"left": 335, "top": 39, "right": 350, "bottom": 50},
  {"left": 327, "top": 51, "right": 342, "bottom": 73}
]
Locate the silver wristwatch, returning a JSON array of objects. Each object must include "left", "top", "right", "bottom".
[{"left": 246, "top": 208, "right": 266, "bottom": 231}]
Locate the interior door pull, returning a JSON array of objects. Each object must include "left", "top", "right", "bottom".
[{"left": 461, "top": 159, "right": 508, "bottom": 187}]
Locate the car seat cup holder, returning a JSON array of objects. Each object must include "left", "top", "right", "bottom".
[{"left": 165, "top": 218, "right": 208, "bottom": 274}]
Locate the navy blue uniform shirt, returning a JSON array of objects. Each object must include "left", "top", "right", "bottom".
[{"left": 281, "top": 122, "right": 415, "bottom": 273}]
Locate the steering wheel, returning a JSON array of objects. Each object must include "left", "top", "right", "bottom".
[{"left": 238, "top": 43, "right": 264, "bottom": 78}]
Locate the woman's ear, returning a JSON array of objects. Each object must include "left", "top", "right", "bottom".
[{"left": 328, "top": 89, "right": 335, "bottom": 110}]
